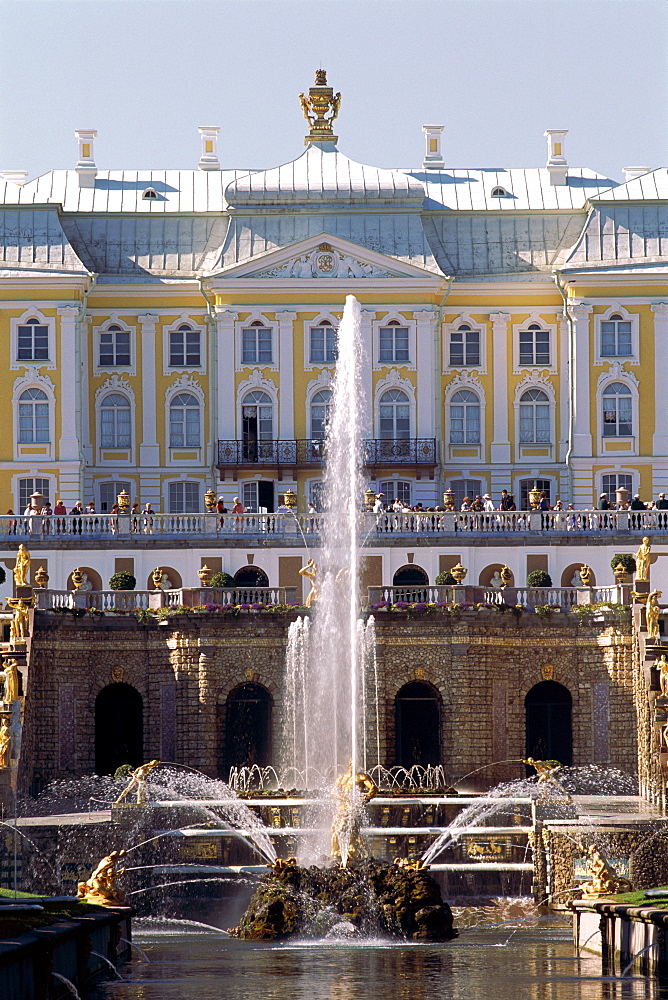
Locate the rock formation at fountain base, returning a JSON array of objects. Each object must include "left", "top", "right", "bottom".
[{"left": 229, "top": 859, "right": 458, "bottom": 941}]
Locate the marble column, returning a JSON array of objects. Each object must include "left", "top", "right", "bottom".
[
  {"left": 490, "top": 313, "right": 511, "bottom": 464},
  {"left": 568, "top": 303, "right": 593, "bottom": 457},
  {"left": 214, "top": 309, "right": 237, "bottom": 440},
  {"left": 276, "top": 311, "right": 296, "bottom": 439},
  {"left": 415, "top": 309, "right": 436, "bottom": 438}
]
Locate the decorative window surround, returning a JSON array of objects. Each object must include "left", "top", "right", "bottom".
[
  {"left": 513, "top": 373, "right": 556, "bottom": 462},
  {"left": 303, "top": 310, "right": 340, "bottom": 370},
  {"left": 235, "top": 312, "right": 277, "bottom": 371},
  {"left": 594, "top": 304, "right": 639, "bottom": 365},
  {"left": 94, "top": 374, "right": 136, "bottom": 466},
  {"left": 162, "top": 314, "right": 206, "bottom": 375},
  {"left": 166, "top": 374, "right": 205, "bottom": 464},
  {"left": 236, "top": 371, "right": 279, "bottom": 440},
  {"left": 512, "top": 313, "right": 557, "bottom": 374},
  {"left": 13, "top": 372, "right": 56, "bottom": 461},
  {"left": 10, "top": 307, "right": 56, "bottom": 370},
  {"left": 372, "top": 312, "right": 416, "bottom": 370},
  {"left": 596, "top": 365, "right": 639, "bottom": 455},
  {"left": 445, "top": 373, "right": 485, "bottom": 462},
  {"left": 443, "top": 313, "right": 487, "bottom": 373},
  {"left": 374, "top": 370, "right": 416, "bottom": 439},
  {"left": 93, "top": 315, "right": 136, "bottom": 375}
]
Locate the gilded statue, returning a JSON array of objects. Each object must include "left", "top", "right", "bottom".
[
  {"left": 657, "top": 655, "right": 668, "bottom": 699},
  {"left": 0, "top": 659, "right": 19, "bottom": 704},
  {"left": 299, "top": 70, "right": 341, "bottom": 142},
  {"left": 647, "top": 589, "right": 663, "bottom": 641},
  {"left": 523, "top": 757, "right": 573, "bottom": 802},
  {"left": 579, "top": 844, "right": 633, "bottom": 898},
  {"left": 77, "top": 850, "right": 127, "bottom": 906},
  {"left": 13, "top": 544, "right": 30, "bottom": 588},
  {"left": 0, "top": 716, "right": 11, "bottom": 769},
  {"left": 579, "top": 564, "right": 592, "bottom": 587},
  {"left": 635, "top": 537, "right": 651, "bottom": 582},
  {"left": 394, "top": 857, "right": 430, "bottom": 872},
  {"left": 298, "top": 559, "right": 319, "bottom": 608},
  {"left": 6, "top": 598, "right": 32, "bottom": 646},
  {"left": 330, "top": 759, "right": 377, "bottom": 864},
  {"left": 113, "top": 759, "right": 161, "bottom": 806}
]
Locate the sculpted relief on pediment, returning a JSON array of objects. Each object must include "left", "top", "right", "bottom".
[{"left": 255, "top": 242, "right": 395, "bottom": 279}]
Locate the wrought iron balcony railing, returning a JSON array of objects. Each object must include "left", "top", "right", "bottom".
[{"left": 216, "top": 438, "right": 438, "bottom": 468}]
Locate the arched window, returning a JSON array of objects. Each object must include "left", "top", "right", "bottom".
[
  {"left": 310, "top": 389, "right": 332, "bottom": 440},
  {"left": 242, "top": 389, "right": 273, "bottom": 461},
  {"left": 379, "top": 389, "right": 410, "bottom": 440},
  {"left": 449, "top": 324, "right": 480, "bottom": 367},
  {"left": 601, "top": 313, "right": 632, "bottom": 357},
  {"left": 169, "top": 324, "right": 201, "bottom": 367},
  {"left": 519, "top": 323, "right": 550, "bottom": 366},
  {"left": 169, "top": 392, "right": 200, "bottom": 447},
  {"left": 525, "top": 681, "right": 572, "bottom": 767},
  {"left": 18, "top": 388, "right": 49, "bottom": 443},
  {"left": 393, "top": 565, "right": 428, "bottom": 586},
  {"left": 221, "top": 683, "right": 272, "bottom": 775},
  {"left": 519, "top": 388, "right": 550, "bottom": 443},
  {"left": 395, "top": 682, "right": 442, "bottom": 767},
  {"left": 449, "top": 389, "right": 480, "bottom": 444},
  {"left": 100, "top": 393, "right": 131, "bottom": 448},
  {"left": 491, "top": 186, "right": 509, "bottom": 198},
  {"left": 99, "top": 324, "right": 130, "bottom": 367},
  {"left": 602, "top": 382, "right": 632, "bottom": 437},
  {"left": 95, "top": 683, "right": 143, "bottom": 775},
  {"left": 234, "top": 565, "right": 269, "bottom": 587}
]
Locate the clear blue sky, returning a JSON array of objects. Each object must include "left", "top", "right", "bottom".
[{"left": 1, "top": 0, "right": 666, "bottom": 182}]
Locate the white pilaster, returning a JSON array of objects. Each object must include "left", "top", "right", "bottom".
[
  {"left": 652, "top": 304, "right": 668, "bottom": 455},
  {"left": 568, "top": 303, "right": 593, "bottom": 457},
  {"left": 558, "top": 316, "right": 569, "bottom": 463},
  {"left": 57, "top": 306, "right": 81, "bottom": 463},
  {"left": 490, "top": 313, "right": 511, "bottom": 463},
  {"left": 138, "top": 314, "right": 160, "bottom": 467},
  {"left": 277, "top": 311, "right": 296, "bottom": 439},
  {"left": 214, "top": 310, "right": 237, "bottom": 439},
  {"left": 415, "top": 309, "right": 436, "bottom": 438},
  {"left": 359, "top": 309, "right": 375, "bottom": 438},
  {"left": 81, "top": 314, "right": 92, "bottom": 465}
]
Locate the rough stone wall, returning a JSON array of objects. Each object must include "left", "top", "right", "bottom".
[{"left": 19, "top": 608, "right": 635, "bottom": 795}]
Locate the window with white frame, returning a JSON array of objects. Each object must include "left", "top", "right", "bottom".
[
  {"left": 601, "top": 473, "right": 633, "bottom": 500},
  {"left": 519, "top": 388, "right": 551, "bottom": 443},
  {"left": 379, "top": 321, "right": 410, "bottom": 364},
  {"left": 169, "top": 324, "right": 201, "bottom": 367},
  {"left": 242, "top": 483, "right": 259, "bottom": 511},
  {"left": 100, "top": 393, "right": 131, "bottom": 448},
  {"left": 449, "top": 324, "right": 480, "bottom": 367},
  {"left": 309, "top": 321, "right": 338, "bottom": 364},
  {"left": 18, "top": 478, "right": 50, "bottom": 511},
  {"left": 380, "top": 480, "right": 412, "bottom": 506},
  {"left": 519, "top": 479, "right": 552, "bottom": 510},
  {"left": 17, "top": 318, "right": 49, "bottom": 362},
  {"left": 449, "top": 480, "right": 482, "bottom": 508},
  {"left": 99, "top": 481, "right": 132, "bottom": 512},
  {"left": 602, "top": 382, "right": 632, "bottom": 437},
  {"left": 18, "top": 388, "right": 50, "bottom": 443},
  {"left": 600, "top": 314, "right": 632, "bottom": 357},
  {"left": 310, "top": 389, "right": 332, "bottom": 439},
  {"left": 379, "top": 389, "right": 410, "bottom": 439},
  {"left": 449, "top": 390, "right": 480, "bottom": 444},
  {"left": 308, "top": 480, "right": 325, "bottom": 511},
  {"left": 169, "top": 392, "right": 200, "bottom": 447},
  {"left": 242, "top": 321, "right": 272, "bottom": 364},
  {"left": 519, "top": 324, "right": 550, "bottom": 366},
  {"left": 99, "top": 325, "right": 131, "bottom": 367},
  {"left": 168, "top": 481, "right": 200, "bottom": 513}
]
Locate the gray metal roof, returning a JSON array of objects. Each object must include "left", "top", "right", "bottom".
[
  {"left": 589, "top": 168, "right": 668, "bottom": 203},
  {"left": 416, "top": 167, "right": 617, "bottom": 212},
  {"left": 565, "top": 203, "right": 668, "bottom": 268},
  {"left": 0, "top": 207, "right": 89, "bottom": 274}
]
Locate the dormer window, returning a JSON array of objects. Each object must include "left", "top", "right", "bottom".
[
  {"left": 142, "top": 188, "right": 158, "bottom": 200},
  {"left": 491, "top": 186, "right": 509, "bottom": 198}
]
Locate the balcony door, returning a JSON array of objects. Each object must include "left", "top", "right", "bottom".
[
  {"left": 242, "top": 390, "right": 273, "bottom": 462},
  {"left": 379, "top": 389, "right": 410, "bottom": 459}
]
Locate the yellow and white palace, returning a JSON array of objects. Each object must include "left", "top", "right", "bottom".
[{"left": 1, "top": 71, "right": 668, "bottom": 594}]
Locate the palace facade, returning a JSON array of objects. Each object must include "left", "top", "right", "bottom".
[{"left": 2, "top": 73, "right": 668, "bottom": 524}]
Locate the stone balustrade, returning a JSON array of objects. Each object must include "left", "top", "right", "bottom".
[
  {"left": 0, "top": 509, "right": 666, "bottom": 542},
  {"left": 34, "top": 586, "right": 298, "bottom": 611},
  {"left": 367, "top": 584, "right": 629, "bottom": 611}
]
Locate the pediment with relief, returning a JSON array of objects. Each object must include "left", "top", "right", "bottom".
[{"left": 257, "top": 242, "right": 393, "bottom": 279}]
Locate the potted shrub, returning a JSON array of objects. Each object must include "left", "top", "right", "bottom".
[
  {"left": 109, "top": 571, "right": 136, "bottom": 591},
  {"left": 611, "top": 553, "right": 636, "bottom": 583},
  {"left": 210, "top": 571, "right": 235, "bottom": 588},
  {"left": 435, "top": 570, "right": 456, "bottom": 585},
  {"left": 527, "top": 569, "right": 552, "bottom": 588}
]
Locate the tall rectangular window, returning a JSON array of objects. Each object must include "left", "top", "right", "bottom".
[
  {"left": 169, "top": 326, "right": 201, "bottom": 366},
  {"left": 449, "top": 480, "right": 482, "bottom": 508},
  {"left": 309, "top": 324, "right": 338, "bottom": 363},
  {"left": 601, "top": 473, "right": 633, "bottom": 499},
  {"left": 99, "top": 481, "right": 131, "bottom": 512},
  {"left": 17, "top": 320, "right": 49, "bottom": 361},
  {"left": 600, "top": 315, "right": 632, "bottom": 357},
  {"left": 379, "top": 324, "right": 410, "bottom": 363},
  {"left": 242, "top": 326, "right": 272, "bottom": 364},
  {"left": 519, "top": 325, "right": 550, "bottom": 366},
  {"left": 99, "top": 326, "right": 131, "bottom": 366},
  {"left": 168, "top": 481, "right": 200, "bottom": 513},
  {"left": 449, "top": 326, "right": 480, "bottom": 366},
  {"left": 19, "top": 478, "right": 50, "bottom": 511}
]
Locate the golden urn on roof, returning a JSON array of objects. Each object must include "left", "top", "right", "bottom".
[{"left": 299, "top": 70, "right": 341, "bottom": 145}]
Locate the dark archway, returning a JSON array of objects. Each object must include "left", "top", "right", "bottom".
[
  {"left": 525, "top": 681, "right": 572, "bottom": 768},
  {"left": 395, "top": 681, "right": 442, "bottom": 767},
  {"left": 220, "top": 683, "right": 272, "bottom": 776},
  {"left": 392, "top": 565, "right": 428, "bottom": 587},
  {"left": 95, "top": 683, "right": 143, "bottom": 775},
  {"left": 234, "top": 566, "right": 269, "bottom": 587}
]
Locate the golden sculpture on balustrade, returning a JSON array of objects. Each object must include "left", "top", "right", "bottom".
[
  {"left": 299, "top": 70, "right": 341, "bottom": 144},
  {"left": 34, "top": 565, "right": 48, "bottom": 589},
  {"left": 151, "top": 567, "right": 163, "bottom": 590},
  {"left": 71, "top": 568, "right": 84, "bottom": 590},
  {"left": 0, "top": 716, "right": 11, "bottom": 769},
  {"left": 500, "top": 565, "right": 513, "bottom": 587},
  {"left": 579, "top": 564, "right": 593, "bottom": 587},
  {"left": 579, "top": 845, "right": 633, "bottom": 898},
  {"left": 298, "top": 558, "right": 319, "bottom": 607},
  {"left": 635, "top": 537, "right": 652, "bottom": 582},
  {"left": 77, "top": 850, "right": 127, "bottom": 906},
  {"left": 1, "top": 659, "right": 20, "bottom": 704},
  {"left": 6, "top": 597, "right": 33, "bottom": 646},
  {"left": 197, "top": 565, "right": 213, "bottom": 588},
  {"left": 450, "top": 562, "right": 468, "bottom": 584},
  {"left": 13, "top": 544, "right": 30, "bottom": 587},
  {"left": 330, "top": 760, "right": 377, "bottom": 864},
  {"left": 113, "top": 759, "right": 161, "bottom": 806},
  {"left": 646, "top": 589, "right": 662, "bottom": 641}
]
